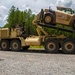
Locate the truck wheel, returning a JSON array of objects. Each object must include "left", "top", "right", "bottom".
[
  {"left": 1, "top": 40, "right": 9, "bottom": 50},
  {"left": 44, "top": 39, "right": 59, "bottom": 53},
  {"left": 62, "top": 39, "right": 75, "bottom": 54},
  {"left": 10, "top": 40, "right": 21, "bottom": 51},
  {"left": 22, "top": 46, "right": 30, "bottom": 50},
  {"left": 44, "top": 13, "right": 53, "bottom": 24}
]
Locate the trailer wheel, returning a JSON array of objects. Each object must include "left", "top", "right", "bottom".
[
  {"left": 44, "top": 13, "right": 53, "bottom": 24},
  {"left": 62, "top": 39, "right": 75, "bottom": 54},
  {"left": 22, "top": 46, "right": 30, "bottom": 50},
  {"left": 1, "top": 40, "right": 9, "bottom": 50},
  {"left": 44, "top": 39, "right": 59, "bottom": 53},
  {"left": 10, "top": 40, "right": 21, "bottom": 51}
]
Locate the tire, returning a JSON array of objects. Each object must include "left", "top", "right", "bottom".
[
  {"left": 44, "top": 13, "right": 53, "bottom": 24},
  {"left": 1, "top": 40, "right": 10, "bottom": 50},
  {"left": 62, "top": 39, "right": 75, "bottom": 54},
  {"left": 44, "top": 39, "right": 59, "bottom": 53},
  {"left": 22, "top": 46, "right": 30, "bottom": 50},
  {"left": 10, "top": 40, "right": 21, "bottom": 51}
]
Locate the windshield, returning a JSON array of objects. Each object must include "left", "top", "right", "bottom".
[
  {"left": 60, "top": 9, "right": 72, "bottom": 14},
  {"left": 65, "top": 11, "right": 72, "bottom": 14}
]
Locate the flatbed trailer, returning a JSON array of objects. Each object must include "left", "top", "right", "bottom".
[{"left": 37, "top": 22, "right": 75, "bottom": 33}]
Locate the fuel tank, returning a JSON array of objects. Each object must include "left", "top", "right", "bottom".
[{"left": 24, "top": 36, "right": 41, "bottom": 46}]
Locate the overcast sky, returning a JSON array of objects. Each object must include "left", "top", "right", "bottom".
[{"left": 0, "top": 0, "right": 75, "bottom": 27}]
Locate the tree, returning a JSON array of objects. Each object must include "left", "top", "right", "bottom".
[
  {"left": 7, "top": 6, "right": 16, "bottom": 28},
  {"left": 14, "top": 8, "right": 20, "bottom": 24}
]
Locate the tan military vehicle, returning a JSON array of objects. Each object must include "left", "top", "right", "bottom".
[
  {"left": 39, "top": 6, "right": 75, "bottom": 29},
  {"left": 0, "top": 24, "right": 41, "bottom": 51},
  {"left": 0, "top": 7, "right": 75, "bottom": 54}
]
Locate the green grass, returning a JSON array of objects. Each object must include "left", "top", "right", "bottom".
[{"left": 30, "top": 46, "right": 44, "bottom": 48}]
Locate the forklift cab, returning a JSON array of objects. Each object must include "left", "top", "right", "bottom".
[{"left": 57, "top": 6, "right": 75, "bottom": 14}]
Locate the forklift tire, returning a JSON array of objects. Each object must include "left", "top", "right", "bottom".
[
  {"left": 62, "top": 39, "right": 75, "bottom": 54},
  {"left": 1, "top": 40, "right": 9, "bottom": 50},
  {"left": 44, "top": 39, "right": 59, "bottom": 53},
  {"left": 22, "top": 46, "right": 30, "bottom": 50},
  {"left": 44, "top": 13, "right": 54, "bottom": 24},
  {"left": 10, "top": 40, "right": 21, "bottom": 51}
]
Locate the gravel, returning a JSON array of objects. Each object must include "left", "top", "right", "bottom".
[{"left": 0, "top": 49, "right": 75, "bottom": 75}]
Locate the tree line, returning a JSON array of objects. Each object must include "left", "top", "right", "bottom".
[
  {"left": 4, "top": 6, "right": 37, "bottom": 35},
  {"left": 4, "top": 6, "right": 75, "bottom": 38}
]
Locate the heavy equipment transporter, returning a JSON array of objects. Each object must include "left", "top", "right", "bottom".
[
  {"left": 0, "top": 21, "right": 75, "bottom": 54},
  {"left": 0, "top": 6, "right": 75, "bottom": 54}
]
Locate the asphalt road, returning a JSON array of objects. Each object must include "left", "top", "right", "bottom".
[{"left": 0, "top": 49, "right": 75, "bottom": 75}]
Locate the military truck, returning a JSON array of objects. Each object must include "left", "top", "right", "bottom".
[
  {"left": 0, "top": 6, "right": 75, "bottom": 54},
  {"left": 1, "top": 23, "right": 75, "bottom": 54},
  {"left": 38, "top": 6, "right": 75, "bottom": 29}
]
